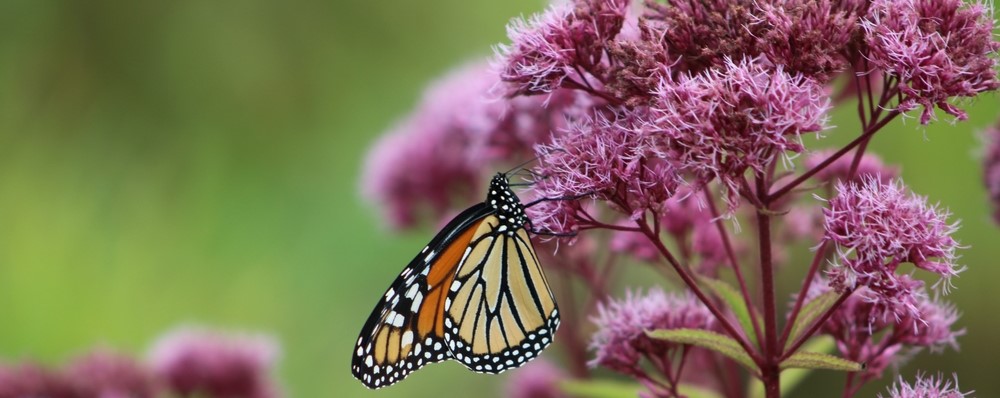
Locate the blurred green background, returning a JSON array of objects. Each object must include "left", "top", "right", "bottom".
[{"left": 0, "top": 1, "right": 997, "bottom": 397}]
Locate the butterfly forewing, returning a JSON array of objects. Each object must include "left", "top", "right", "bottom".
[{"left": 352, "top": 204, "right": 490, "bottom": 389}]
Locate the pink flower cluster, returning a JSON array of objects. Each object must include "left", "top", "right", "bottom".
[
  {"left": 807, "top": 280, "right": 963, "bottom": 383},
  {"left": 589, "top": 289, "right": 715, "bottom": 375},
  {"left": 822, "top": 178, "right": 961, "bottom": 321},
  {"left": 880, "top": 373, "right": 973, "bottom": 398},
  {"left": 982, "top": 120, "right": 1000, "bottom": 224},
  {"left": 0, "top": 327, "right": 281, "bottom": 398},
  {"left": 362, "top": 62, "right": 588, "bottom": 228},
  {"left": 650, "top": 58, "right": 829, "bottom": 209},
  {"left": 610, "top": 187, "right": 728, "bottom": 272},
  {"left": 497, "top": 0, "right": 630, "bottom": 96},
  {"left": 863, "top": 0, "right": 1000, "bottom": 123}
]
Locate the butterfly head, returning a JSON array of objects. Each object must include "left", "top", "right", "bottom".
[{"left": 488, "top": 173, "right": 527, "bottom": 231}]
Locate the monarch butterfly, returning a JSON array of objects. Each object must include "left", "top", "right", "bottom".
[{"left": 351, "top": 173, "right": 560, "bottom": 389}]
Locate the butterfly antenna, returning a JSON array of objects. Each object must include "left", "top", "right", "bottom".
[{"left": 502, "top": 156, "right": 541, "bottom": 178}]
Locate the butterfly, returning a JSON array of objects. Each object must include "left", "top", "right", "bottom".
[{"left": 351, "top": 172, "right": 560, "bottom": 389}]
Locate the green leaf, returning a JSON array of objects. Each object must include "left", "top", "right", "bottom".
[
  {"left": 560, "top": 380, "right": 724, "bottom": 398},
  {"left": 747, "top": 336, "right": 837, "bottom": 398},
  {"left": 646, "top": 328, "right": 758, "bottom": 375},
  {"left": 782, "top": 351, "right": 863, "bottom": 372},
  {"left": 785, "top": 291, "right": 839, "bottom": 349},
  {"left": 560, "top": 380, "right": 641, "bottom": 398},
  {"left": 700, "top": 277, "right": 759, "bottom": 348}
]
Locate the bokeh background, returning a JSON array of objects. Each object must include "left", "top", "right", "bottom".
[{"left": 0, "top": 1, "right": 997, "bottom": 397}]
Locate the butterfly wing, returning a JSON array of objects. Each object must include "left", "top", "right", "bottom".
[
  {"left": 352, "top": 204, "right": 492, "bottom": 389},
  {"left": 443, "top": 216, "right": 560, "bottom": 374}
]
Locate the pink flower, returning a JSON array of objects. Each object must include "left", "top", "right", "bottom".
[
  {"left": 651, "top": 58, "right": 829, "bottom": 210},
  {"left": 982, "top": 120, "right": 1000, "bottom": 224},
  {"left": 497, "top": 0, "right": 630, "bottom": 95},
  {"left": 880, "top": 373, "right": 972, "bottom": 398},
  {"left": 0, "top": 363, "right": 77, "bottom": 398},
  {"left": 756, "top": 0, "right": 867, "bottom": 81},
  {"left": 822, "top": 178, "right": 962, "bottom": 320},
  {"left": 863, "top": 0, "right": 1000, "bottom": 124},
  {"left": 589, "top": 288, "right": 715, "bottom": 375},
  {"left": 503, "top": 359, "right": 569, "bottom": 398},
  {"left": 895, "top": 296, "right": 964, "bottom": 351},
  {"left": 66, "top": 350, "right": 157, "bottom": 398},
  {"left": 529, "top": 110, "right": 679, "bottom": 234},
  {"left": 362, "top": 61, "right": 584, "bottom": 228},
  {"left": 805, "top": 149, "right": 899, "bottom": 184},
  {"left": 644, "top": 0, "right": 766, "bottom": 74},
  {"left": 610, "top": 188, "right": 730, "bottom": 272},
  {"left": 807, "top": 280, "right": 963, "bottom": 380},
  {"left": 148, "top": 327, "right": 282, "bottom": 398}
]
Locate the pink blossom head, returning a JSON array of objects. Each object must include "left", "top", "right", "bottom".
[
  {"left": 824, "top": 178, "right": 961, "bottom": 284},
  {"left": 806, "top": 281, "right": 958, "bottom": 379},
  {"left": 805, "top": 149, "right": 899, "bottom": 184},
  {"left": 863, "top": 0, "right": 1000, "bottom": 124},
  {"left": 148, "top": 327, "right": 282, "bottom": 398},
  {"left": 896, "top": 295, "right": 964, "bottom": 351},
  {"left": 0, "top": 363, "right": 77, "bottom": 398},
  {"left": 879, "top": 373, "right": 972, "bottom": 398},
  {"left": 982, "top": 120, "right": 1000, "bottom": 224},
  {"left": 589, "top": 288, "right": 715, "bottom": 375},
  {"left": 497, "top": 0, "right": 630, "bottom": 95},
  {"left": 66, "top": 350, "right": 157, "bottom": 398},
  {"left": 362, "top": 62, "right": 583, "bottom": 228},
  {"left": 823, "top": 178, "right": 962, "bottom": 321},
  {"left": 502, "top": 359, "right": 569, "bottom": 398},
  {"left": 651, "top": 58, "right": 829, "bottom": 210},
  {"left": 756, "top": 0, "right": 867, "bottom": 81},
  {"left": 361, "top": 63, "right": 495, "bottom": 228},
  {"left": 529, "top": 110, "right": 679, "bottom": 234},
  {"left": 644, "top": 0, "right": 765, "bottom": 73},
  {"left": 611, "top": 226, "right": 659, "bottom": 262}
]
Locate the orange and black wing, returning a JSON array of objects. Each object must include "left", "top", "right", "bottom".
[{"left": 351, "top": 203, "right": 492, "bottom": 389}]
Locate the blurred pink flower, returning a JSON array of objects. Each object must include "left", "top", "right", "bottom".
[
  {"left": 0, "top": 363, "right": 77, "bottom": 398},
  {"left": 149, "top": 327, "right": 282, "bottom": 398},
  {"left": 880, "top": 373, "right": 972, "bottom": 398},
  {"left": 982, "top": 120, "right": 1000, "bottom": 224},
  {"left": 362, "top": 61, "right": 585, "bottom": 228},
  {"left": 503, "top": 359, "right": 569, "bottom": 398},
  {"left": 805, "top": 149, "right": 899, "bottom": 184},
  {"left": 66, "top": 349, "right": 157, "bottom": 398},
  {"left": 863, "top": 0, "right": 1000, "bottom": 124}
]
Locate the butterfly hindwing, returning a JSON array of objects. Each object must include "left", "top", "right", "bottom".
[{"left": 442, "top": 205, "right": 560, "bottom": 374}]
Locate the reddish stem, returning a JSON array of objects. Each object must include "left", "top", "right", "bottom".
[
  {"left": 704, "top": 187, "right": 764, "bottom": 349},
  {"left": 767, "top": 110, "right": 900, "bottom": 201},
  {"left": 781, "top": 291, "right": 852, "bottom": 360},
  {"left": 635, "top": 218, "right": 764, "bottom": 365},
  {"left": 778, "top": 241, "right": 829, "bottom": 348},
  {"left": 756, "top": 176, "right": 780, "bottom": 398}
]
